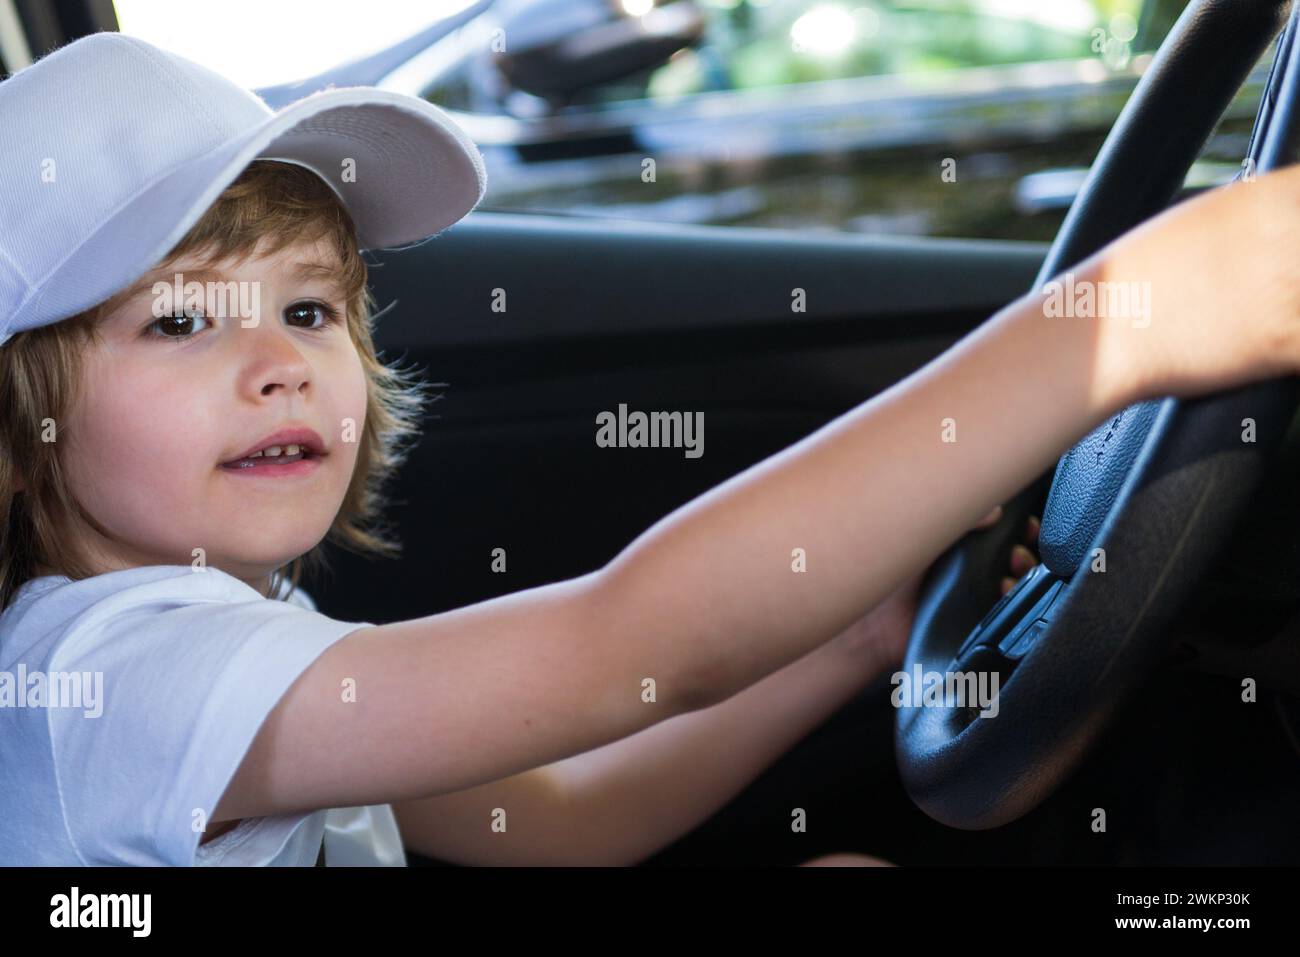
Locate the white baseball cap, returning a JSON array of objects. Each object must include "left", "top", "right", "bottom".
[{"left": 0, "top": 31, "right": 488, "bottom": 347}]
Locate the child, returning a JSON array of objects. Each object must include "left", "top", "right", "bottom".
[{"left": 1, "top": 33, "right": 1296, "bottom": 867}]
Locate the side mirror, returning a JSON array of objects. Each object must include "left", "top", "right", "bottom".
[{"left": 492, "top": 0, "right": 705, "bottom": 102}]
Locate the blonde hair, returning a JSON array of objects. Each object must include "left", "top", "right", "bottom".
[{"left": 0, "top": 160, "right": 433, "bottom": 611}]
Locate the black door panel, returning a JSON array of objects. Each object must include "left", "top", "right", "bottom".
[{"left": 320, "top": 213, "right": 1046, "bottom": 624}]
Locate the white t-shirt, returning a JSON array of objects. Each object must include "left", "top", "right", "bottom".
[{"left": 0, "top": 564, "right": 407, "bottom": 866}]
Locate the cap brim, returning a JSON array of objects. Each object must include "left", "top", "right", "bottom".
[{"left": 13, "top": 87, "right": 485, "bottom": 335}]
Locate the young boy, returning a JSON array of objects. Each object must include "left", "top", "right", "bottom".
[{"left": 1, "top": 33, "right": 1297, "bottom": 867}]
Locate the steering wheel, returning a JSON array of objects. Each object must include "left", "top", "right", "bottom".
[{"left": 896, "top": 0, "right": 1300, "bottom": 830}]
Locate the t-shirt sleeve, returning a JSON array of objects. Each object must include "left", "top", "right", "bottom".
[{"left": 46, "top": 584, "right": 374, "bottom": 866}]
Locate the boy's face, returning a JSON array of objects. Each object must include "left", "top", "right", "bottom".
[{"left": 54, "top": 236, "right": 367, "bottom": 590}]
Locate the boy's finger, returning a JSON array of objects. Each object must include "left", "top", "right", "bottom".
[
  {"left": 1027, "top": 514, "right": 1041, "bottom": 547},
  {"left": 974, "top": 504, "right": 1003, "bottom": 529},
  {"left": 1010, "top": 544, "right": 1037, "bottom": 577}
]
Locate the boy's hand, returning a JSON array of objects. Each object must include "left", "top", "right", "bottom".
[
  {"left": 829, "top": 504, "right": 1041, "bottom": 676},
  {"left": 999, "top": 512, "right": 1041, "bottom": 597},
  {"left": 1099, "top": 163, "right": 1300, "bottom": 405}
]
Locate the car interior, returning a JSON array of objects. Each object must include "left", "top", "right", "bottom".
[
  {"left": 307, "top": 0, "right": 1300, "bottom": 867},
  {"left": 4, "top": 0, "right": 1298, "bottom": 869}
]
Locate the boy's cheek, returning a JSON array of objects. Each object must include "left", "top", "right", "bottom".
[{"left": 336, "top": 359, "right": 369, "bottom": 448}]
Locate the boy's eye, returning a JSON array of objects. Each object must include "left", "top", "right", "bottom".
[
  {"left": 146, "top": 309, "right": 210, "bottom": 340},
  {"left": 142, "top": 301, "right": 342, "bottom": 341},
  {"left": 284, "top": 301, "right": 343, "bottom": 329}
]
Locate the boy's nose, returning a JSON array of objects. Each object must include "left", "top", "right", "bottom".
[{"left": 237, "top": 325, "right": 314, "bottom": 397}]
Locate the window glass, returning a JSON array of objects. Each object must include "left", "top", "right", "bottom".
[{"left": 426, "top": 1, "right": 1273, "bottom": 240}]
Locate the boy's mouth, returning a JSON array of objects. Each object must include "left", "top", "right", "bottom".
[
  {"left": 221, "top": 444, "right": 317, "bottom": 470},
  {"left": 219, "top": 426, "right": 328, "bottom": 470},
  {"left": 215, "top": 442, "right": 322, "bottom": 470}
]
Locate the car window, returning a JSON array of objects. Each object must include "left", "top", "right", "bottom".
[
  {"left": 110, "top": 0, "right": 1278, "bottom": 242},
  {"left": 416, "top": 0, "right": 1274, "bottom": 241},
  {"left": 427, "top": 0, "right": 1154, "bottom": 114},
  {"left": 575, "top": 0, "right": 1148, "bottom": 109},
  {"left": 112, "top": 0, "right": 480, "bottom": 89}
]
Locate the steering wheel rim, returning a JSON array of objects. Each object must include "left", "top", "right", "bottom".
[{"left": 895, "top": 0, "right": 1300, "bottom": 831}]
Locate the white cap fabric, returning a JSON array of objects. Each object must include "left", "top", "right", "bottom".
[{"left": 0, "top": 31, "right": 488, "bottom": 346}]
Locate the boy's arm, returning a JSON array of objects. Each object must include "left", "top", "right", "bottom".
[
  {"left": 214, "top": 248, "right": 1141, "bottom": 825},
  {"left": 595, "top": 248, "right": 1144, "bottom": 709},
  {"left": 224, "top": 168, "right": 1293, "bottom": 824},
  {"left": 391, "top": 611, "right": 889, "bottom": 866}
]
